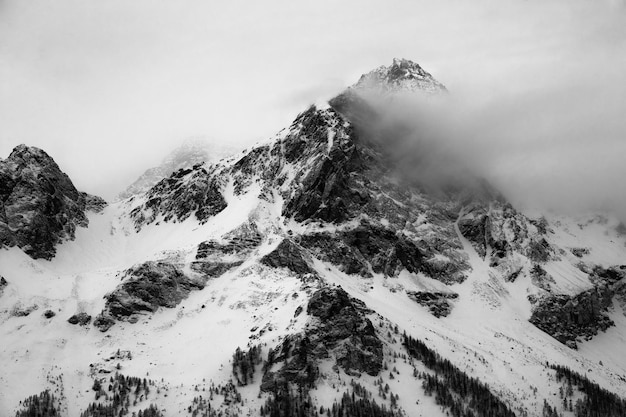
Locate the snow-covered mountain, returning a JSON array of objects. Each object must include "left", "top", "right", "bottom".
[
  {"left": 1, "top": 58, "right": 626, "bottom": 417},
  {"left": 117, "top": 138, "right": 236, "bottom": 201}
]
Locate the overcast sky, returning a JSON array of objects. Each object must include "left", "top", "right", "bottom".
[{"left": 1, "top": 0, "right": 625, "bottom": 212}]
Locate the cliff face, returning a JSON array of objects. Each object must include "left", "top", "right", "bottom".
[
  {"left": 529, "top": 266, "right": 626, "bottom": 349},
  {"left": 0, "top": 145, "right": 106, "bottom": 259},
  {"left": 529, "top": 285, "right": 615, "bottom": 349},
  {"left": 261, "top": 287, "right": 383, "bottom": 391}
]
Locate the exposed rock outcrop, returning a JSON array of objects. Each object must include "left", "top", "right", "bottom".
[
  {"left": 281, "top": 107, "right": 370, "bottom": 224},
  {"left": 458, "top": 201, "right": 556, "bottom": 272},
  {"left": 305, "top": 287, "right": 384, "bottom": 375},
  {"left": 82, "top": 192, "right": 107, "bottom": 213},
  {"left": 530, "top": 264, "right": 556, "bottom": 292},
  {"left": 261, "top": 287, "right": 383, "bottom": 391},
  {"left": 457, "top": 208, "right": 489, "bottom": 258},
  {"left": 68, "top": 312, "right": 92, "bottom": 326},
  {"left": 95, "top": 261, "right": 204, "bottom": 331},
  {"left": 407, "top": 291, "right": 459, "bottom": 317},
  {"left": 529, "top": 285, "right": 615, "bottom": 349},
  {"left": 0, "top": 145, "right": 105, "bottom": 259},
  {"left": 591, "top": 265, "right": 626, "bottom": 284},
  {"left": 260, "top": 239, "right": 314, "bottom": 276},
  {"left": 12, "top": 304, "right": 38, "bottom": 317},
  {"left": 130, "top": 165, "right": 227, "bottom": 230},
  {"left": 298, "top": 221, "right": 467, "bottom": 283},
  {"left": 191, "top": 222, "right": 262, "bottom": 277},
  {"left": 300, "top": 224, "right": 431, "bottom": 278}
]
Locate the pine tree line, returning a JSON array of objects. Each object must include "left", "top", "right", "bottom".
[
  {"left": 80, "top": 372, "right": 159, "bottom": 417},
  {"left": 15, "top": 390, "right": 60, "bottom": 417},
  {"left": 542, "top": 399, "right": 560, "bottom": 417},
  {"left": 548, "top": 362, "right": 626, "bottom": 417},
  {"left": 324, "top": 391, "right": 399, "bottom": 417},
  {"left": 403, "top": 333, "right": 516, "bottom": 417},
  {"left": 260, "top": 381, "right": 400, "bottom": 417},
  {"left": 79, "top": 403, "right": 161, "bottom": 417},
  {"left": 232, "top": 344, "right": 263, "bottom": 386}
]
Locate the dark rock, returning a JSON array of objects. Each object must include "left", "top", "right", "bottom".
[
  {"left": 0, "top": 145, "right": 104, "bottom": 259},
  {"left": 195, "top": 239, "right": 241, "bottom": 258},
  {"left": 530, "top": 264, "right": 556, "bottom": 292},
  {"left": 191, "top": 222, "right": 261, "bottom": 277},
  {"left": 0, "top": 276, "right": 6, "bottom": 294},
  {"left": 68, "top": 312, "right": 92, "bottom": 326},
  {"left": 97, "top": 261, "right": 204, "bottom": 330},
  {"left": 130, "top": 166, "right": 227, "bottom": 230},
  {"left": 529, "top": 285, "right": 615, "bottom": 348},
  {"left": 13, "top": 304, "right": 38, "bottom": 317},
  {"left": 260, "top": 239, "right": 314, "bottom": 275},
  {"left": 407, "top": 291, "right": 459, "bottom": 317},
  {"left": 190, "top": 260, "right": 242, "bottom": 277},
  {"left": 282, "top": 151, "right": 368, "bottom": 224},
  {"left": 231, "top": 146, "right": 280, "bottom": 195},
  {"left": 570, "top": 247, "right": 591, "bottom": 258},
  {"left": 299, "top": 233, "right": 371, "bottom": 277},
  {"left": 530, "top": 217, "right": 549, "bottom": 235},
  {"left": 592, "top": 265, "right": 626, "bottom": 284},
  {"left": 458, "top": 210, "right": 488, "bottom": 258},
  {"left": 528, "top": 238, "right": 552, "bottom": 263},
  {"left": 82, "top": 192, "right": 107, "bottom": 213},
  {"left": 43, "top": 310, "right": 55, "bottom": 319},
  {"left": 299, "top": 222, "right": 436, "bottom": 280},
  {"left": 220, "top": 222, "right": 263, "bottom": 250},
  {"left": 305, "top": 287, "right": 382, "bottom": 376},
  {"left": 280, "top": 107, "right": 371, "bottom": 224},
  {"left": 504, "top": 268, "right": 523, "bottom": 283},
  {"left": 459, "top": 202, "right": 545, "bottom": 268},
  {"left": 93, "top": 314, "right": 115, "bottom": 332},
  {"left": 261, "top": 287, "right": 383, "bottom": 391},
  {"left": 260, "top": 334, "right": 320, "bottom": 391}
]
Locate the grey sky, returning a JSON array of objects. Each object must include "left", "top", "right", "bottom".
[{"left": 1, "top": 0, "right": 625, "bottom": 211}]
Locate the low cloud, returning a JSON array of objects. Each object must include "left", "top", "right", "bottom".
[{"left": 358, "top": 63, "right": 626, "bottom": 220}]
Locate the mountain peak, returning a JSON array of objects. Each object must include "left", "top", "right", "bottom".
[
  {"left": 352, "top": 58, "right": 447, "bottom": 95},
  {"left": 1, "top": 143, "right": 105, "bottom": 259},
  {"left": 9, "top": 144, "right": 49, "bottom": 160}
]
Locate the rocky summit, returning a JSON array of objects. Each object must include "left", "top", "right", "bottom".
[
  {"left": 0, "top": 145, "right": 106, "bottom": 259},
  {"left": 1, "top": 59, "right": 626, "bottom": 417}
]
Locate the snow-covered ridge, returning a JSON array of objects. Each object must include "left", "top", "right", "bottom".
[
  {"left": 1, "top": 60, "right": 626, "bottom": 417},
  {"left": 353, "top": 57, "right": 447, "bottom": 95}
]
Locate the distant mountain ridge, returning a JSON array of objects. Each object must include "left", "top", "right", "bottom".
[{"left": 116, "top": 138, "right": 236, "bottom": 201}]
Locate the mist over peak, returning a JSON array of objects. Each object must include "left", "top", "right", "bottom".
[
  {"left": 339, "top": 60, "right": 626, "bottom": 221},
  {"left": 351, "top": 58, "right": 447, "bottom": 96}
]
